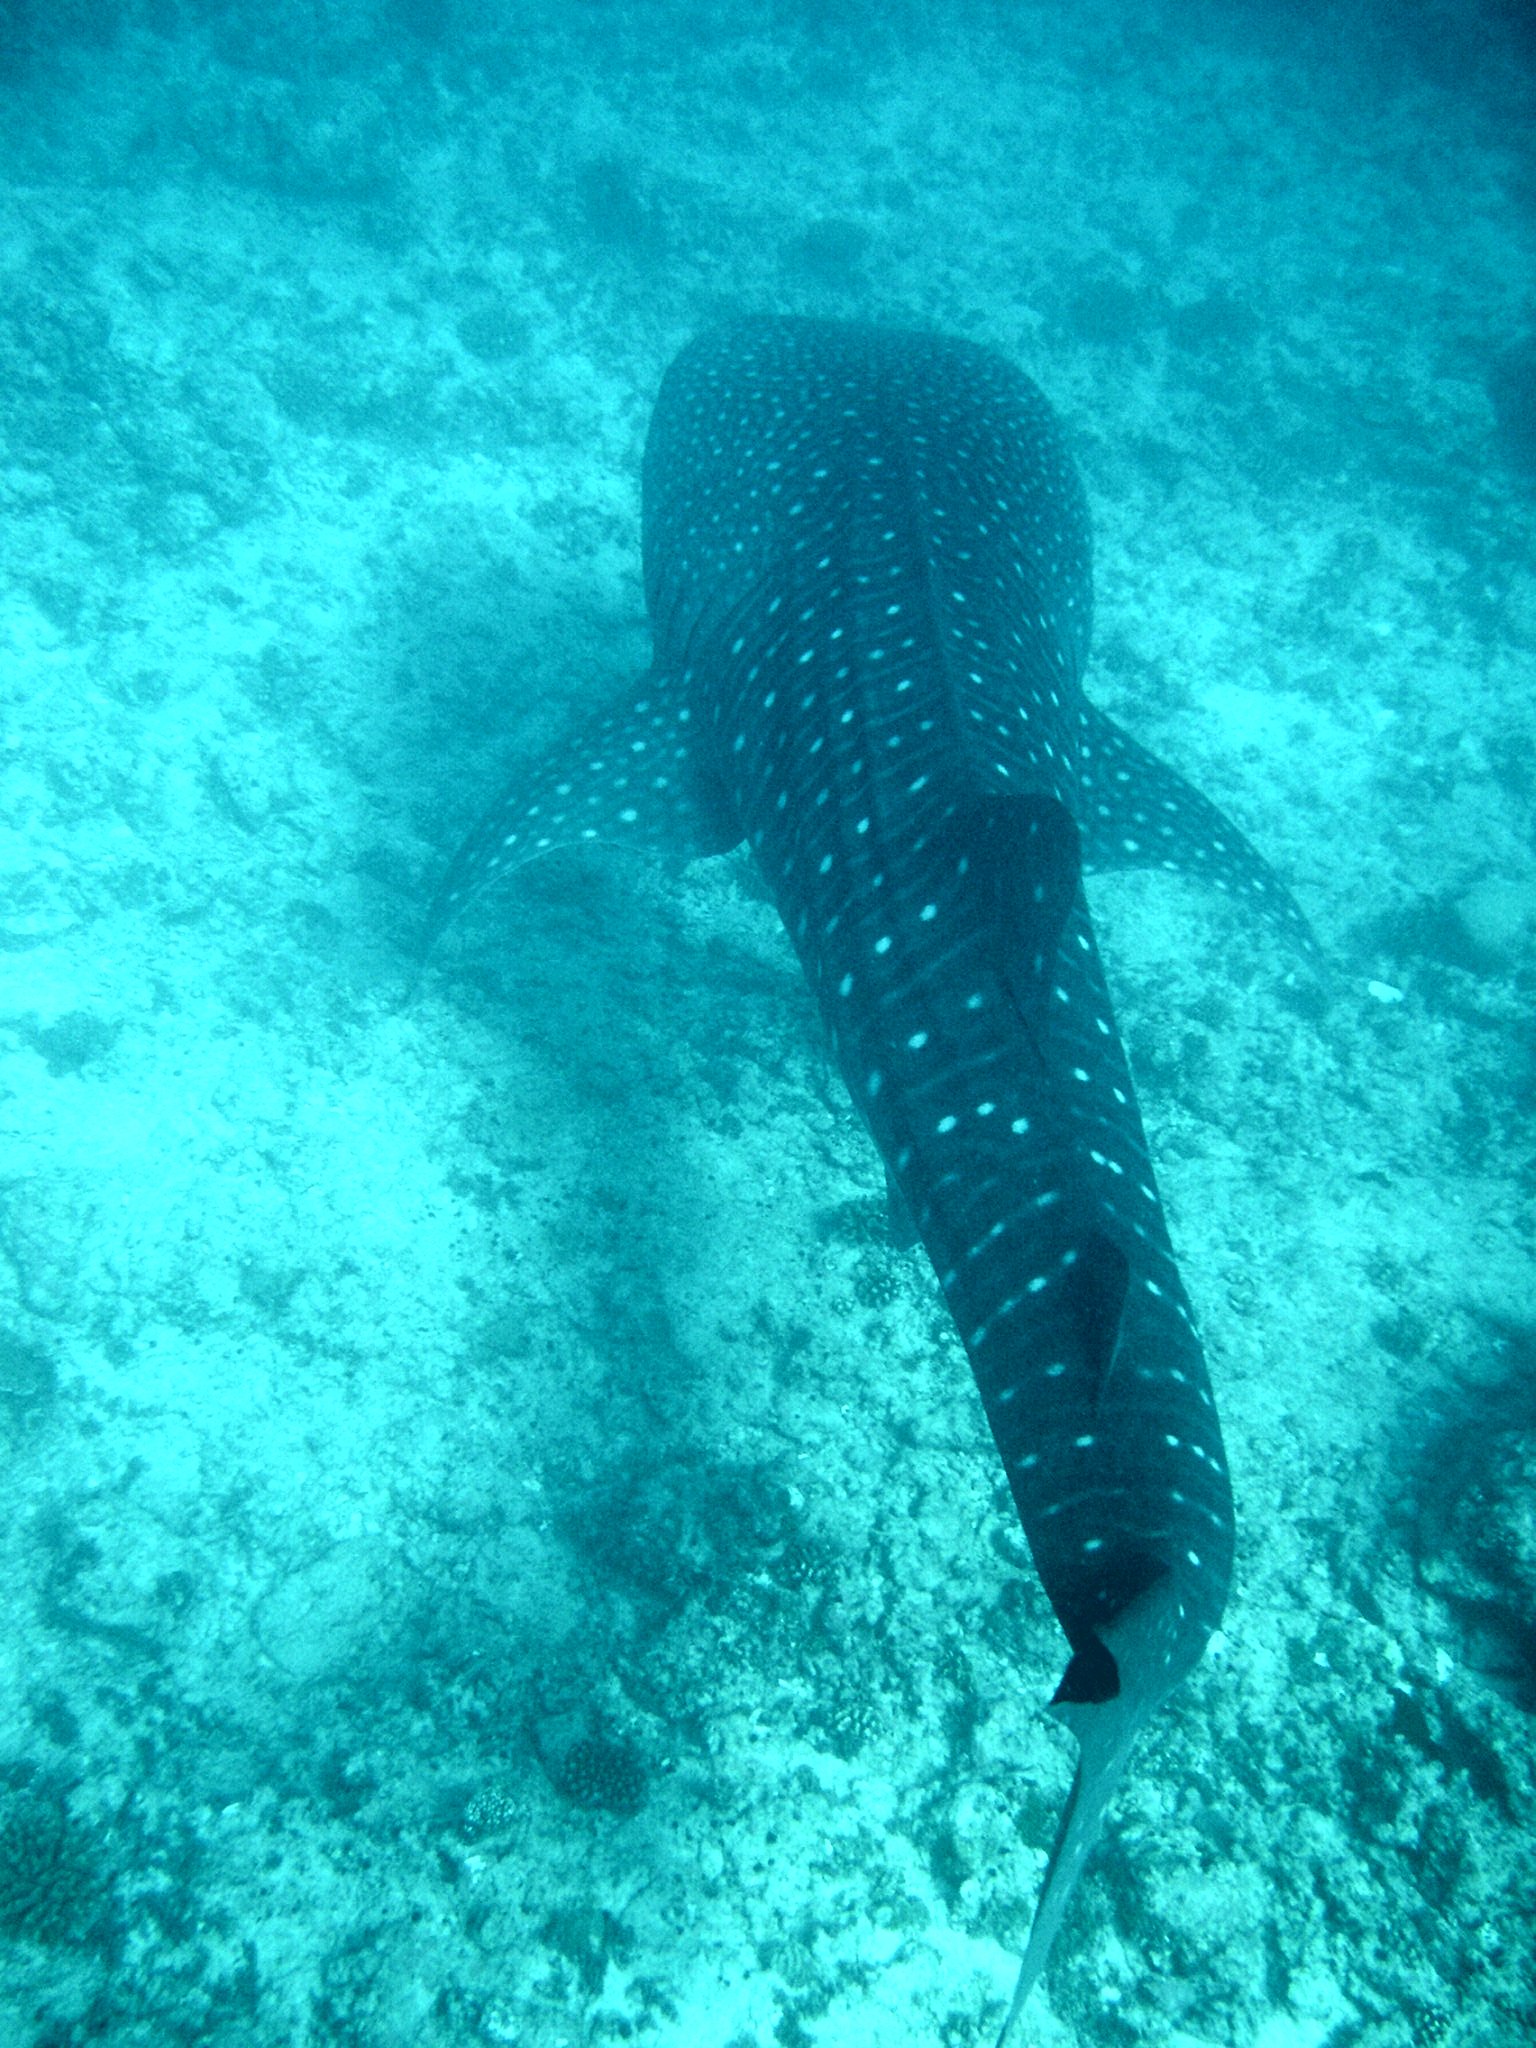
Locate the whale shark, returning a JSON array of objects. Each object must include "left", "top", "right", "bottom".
[{"left": 426, "top": 318, "right": 1313, "bottom": 2039}]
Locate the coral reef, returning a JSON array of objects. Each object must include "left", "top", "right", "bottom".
[
  {"left": 551, "top": 1735, "right": 646, "bottom": 1816},
  {"left": 815, "top": 1678, "right": 885, "bottom": 1760},
  {"left": 460, "top": 1784, "right": 523, "bottom": 1841},
  {"left": 0, "top": 1780, "right": 103, "bottom": 1945}
]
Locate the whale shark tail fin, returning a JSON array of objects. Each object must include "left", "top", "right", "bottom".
[{"left": 994, "top": 1574, "right": 1190, "bottom": 2047}]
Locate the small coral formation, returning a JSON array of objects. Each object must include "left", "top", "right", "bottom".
[
  {"left": 816, "top": 1678, "right": 884, "bottom": 1760},
  {"left": 0, "top": 1781, "right": 102, "bottom": 1945},
  {"left": 460, "top": 1784, "right": 522, "bottom": 1841},
  {"left": 771, "top": 1533, "right": 827, "bottom": 1591},
  {"left": 551, "top": 1735, "right": 646, "bottom": 1816}
]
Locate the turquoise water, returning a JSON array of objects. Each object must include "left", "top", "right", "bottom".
[{"left": 0, "top": 3, "right": 1531, "bottom": 2043}]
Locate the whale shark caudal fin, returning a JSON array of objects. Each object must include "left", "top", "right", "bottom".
[{"left": 994, "top": 1575, "right": 1189, "bottom": 2048}]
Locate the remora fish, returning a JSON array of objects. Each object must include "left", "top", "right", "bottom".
[{"left": 427, "top": 318, "right": 1313, "bottom": 2038}]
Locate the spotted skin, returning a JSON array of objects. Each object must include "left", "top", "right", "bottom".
[{"left": 427, "top": 319, "right": 1311, "bottom": 2030}]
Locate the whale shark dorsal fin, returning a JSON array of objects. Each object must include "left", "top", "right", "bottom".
[
  {"left": 994, "top": 1575, "right": 1185, "bottom": 2048},
  {"left": 1061, "top": 1227, "right": 1130, "bottom": 1408},
  {"left": 986, "top": 793, "right": 1084, "bottom": 1030}
]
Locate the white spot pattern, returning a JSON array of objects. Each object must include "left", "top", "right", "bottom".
[{"left": 426, "top": 317, "right": 1241, "bottom": 1665}]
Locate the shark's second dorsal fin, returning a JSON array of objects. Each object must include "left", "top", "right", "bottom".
[
  {"left": 968, "top": 792, "right": 1083, "bottom": 1033},
  {"left": 993, "top": 1575, "right": 1187, "bottom": 2048}
]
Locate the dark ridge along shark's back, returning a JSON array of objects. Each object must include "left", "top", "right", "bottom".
[{"left": 427, "top": 319, "right": 1314, "bottom": 2042}]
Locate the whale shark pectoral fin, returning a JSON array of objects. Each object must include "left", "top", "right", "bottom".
[
  {"left": 1077, "top": 702, "right": 1321, "bottom": 966},
  {"left": 422, "top": 665, "right": 740, "bottom": 952},
  {"left": 994, "top": 1576, "right": 1188, "bottom": 2048}
]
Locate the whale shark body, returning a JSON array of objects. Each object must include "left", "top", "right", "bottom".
[{"left": 428, "top": 318, "right": 1312, "bottom": 2038}]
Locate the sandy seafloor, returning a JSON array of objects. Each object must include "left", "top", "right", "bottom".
[{"left": 0, "top": 1, "right": 1533, "bottom": 2044}]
